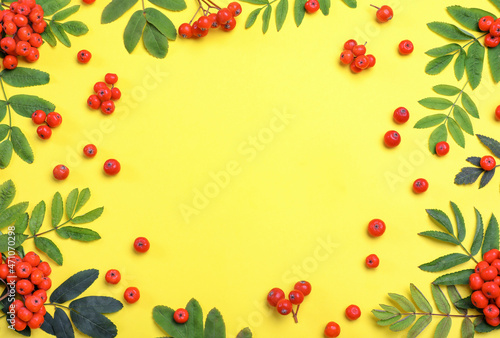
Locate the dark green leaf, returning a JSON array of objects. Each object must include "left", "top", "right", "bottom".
[
  {"left": 467, "top": 157, "right": 481, "bottom": 165},
  {"left": 236, "top": 328, "right": 252, "bottom": 338},
  {"left": 41, "top": 26, "right": 57, "bottom": 47},
  {"left": 29, "top": 200, "right": 46, "bottom": 235},
  {"left": 447, "top": 6, "right": 496, "bottom": 31},
  {"left": 153, "top": 305, "right": 188, "bottom": 338},
  {"left": 425, "top": 55, "right": 453, "bottom": 75},
  {"left": 0, "top": 233, "right": 27, "bottom": 252},
  {"left": 123, "top": 10, "right": 146, "bottom": 53},
  {"left": 69, "top": 296, "right": 123, "bottom": 314},
  {"left": 262, "top": 5, "right": 271, "bottom": 34},
  {"left": 186, "top": 298, "right": 203, "bottom": 338},
  {"left": 454, "top": 167, "right": 484, "bottom": 185},
  {"left": 57, "top": 226, "right": 101, "bottom": 241},
  {"left": 429, "top": 124, "right": 448, "bottom": 154},
  {"left": 52, "top": 5, "right": 79, "bottom": 21},
  {"left": 50, "top": 269, "right": 99, "bottom": 304},
  {"left": 40, "top": 312, "right": 55, "bottom": 336},
  {"left": 71, "top": 207, "right": 103, "bottom": 224},
  {"left": 52, "top": 307, "right": 75, "bottom": 338},
  {"left": 61, "top": 21, "right": 89, "bottom": 36},
  {"left": 0, "top": 201, "right": 28, "bottom": 229},
  {"left": 482, "top": 214, "right": 499, "bottom": 255},
  {"left": 11, "top": 127, "right": 33, "bottom": 164},
  {"left": 204, "top": 308, "right": 226, "bottom": 338},
  {"left": 70, "top": 308, "right": 117, "bottom": 338},
  {"left": 294, "top": 0, "right": 307, "bottom": 27},
  {"left": 275, "top": 0, "right": 288, "bottom": 32},
  {"left": 0, "top": 180, "right": 15, "bottom": 213},
  {"left": 465, "top": 40, "right": 484, "bottom": 89},
  {"left": 39, "top": 0, "right": 71, "bottom": 16},
  {"left": 9, "top": 94, "right": 55, "bottom": 117},
  {"left": 453, "top": 106, "right": 473, "bottom": 135},
  {"left": 433, "top": 84, "right": 461, "bottom": 96},
  {"left": 341, "top": 0, "right": 356, "bottom": 8},
  {"left": 479, "top": 167, "right": 495, "bottom": 188},
  {"left": 1, "top": 68, "right": 50, "bottom": 87},
  {"left": 389, "top": 315, "right": 416, "bottom": 332},
  {"left": 451, "top": 202, "right": 466, "bottom": 242},
  {"left": 0, "top": 140, "right": 12, "bottom": 169},
  {"left": 388, "top": 293, "right": 416, "bottom": 312},
  {"left": 34, "top": 237, "right": 63, "bottom": 265},
  {"left": 410, "top": 284, "right": 433, "bottom": 313},
  {"left": 419, "top": 253, "right": 471, "bottom": 272},
  {"left": 455, "top": 49, "right": 466, "bottom": 80},
  {"left": 102, "top": 0, "right": 139, "bottom": 24},
  {"left": 414, "top": 115, "right": 447, "bottom": 129},
  {"left": 477, "top": 134, "right": 500, "bottom": 158},
  {"left": 426, "top": 44, "right": 461, "bottom": 57},
  {"left": 0, "top": 124, "right": 9, "bottom": 140},
  {"left": 447, "top": 118, "right": 465, "bottom": 148},
  {"left": 66, "top": 188, "right": 78, "bottom": 219},
  {"left": 431, "top": 284, "right": 450, "bottom": 314},
  {"left": 380, "top": 304, "right": 400, "bottom": 314},
  {"left": 419, "top": 97, "right": 454, "bottom": 110},
  {"left": 245, "top": 8, "right": 262, "bottom": 29},
  {"left": 454, "top": 296, "right": 474, "bottom": 309},
  {"left": 488, "top": 44, "right": 500, "bottom": 83},
  {"left": 372, "top": 310, "right": 399, "bottom": 320},
  {"left": 419, "top": 231, "right": 459, "bottom": 245},
  {"left": 491, "top": 0, "right": 500, "bottom": 11},
  {"left": 75, "top": 188, "right": 90, "bottom": 214},
  {"left": 14, "top": 213, "right": 28, "bottom": 233},
  {"left": 461, "top": 317, "right": 474, "bottom": 338},
  {"left": 377, "top": 315, "right": 402, "bottom": 326},
  {"left": 145, "top": 8, "right": 176, "bottom": 40},
  {"left": 434, "top": 269, "right": 474, "bottom": 285},
  {"left": 143, "top": 23, "right": 168, "bottom": 58},
  {"left": 426, "top": 209, "right": 454, "bottom": 234},
  {"left": 52, "top": 192, "right": 63, "bottom": 227},
  {"left": 318, "top": 0, "right": 330, "bottom": 15},
  {"left": 407, "top": 315, "right": 432, "bottom": 338},
  {"left": 475, "top": 317, "right": 500, "bottom": 332},
  {"left": 148, "top": 0, "right": 187, "bottom": 11},
  {"left": 427, "top": 22, "right": 476, "bottom": 40},
  {"left": 50, "top": 21, "right": 71, "bottom": 47},
  {"left": 434, "top": 317, "right": 452, "bottom": 338},
  {"left": 471, "top": 208, "right": 484, "bottom": 256}
]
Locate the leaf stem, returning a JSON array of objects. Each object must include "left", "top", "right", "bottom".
[
  {"left": 142, "top": 0, "right": 145, "bottom": 12},
  {"left": 26, "top": 218, "right": 72, "bottom": 239},
  {"left": 0, "top": 78, "right": 12, "bottom": 140},
  {"left": 399, "top": 312, "right": 482, "bottom": 318},
  {"left": 444, "top": 81, "right": 469, "bottom": 120},
  {"left": 45, "top": 303, "right": 72, "bottom": 311}
]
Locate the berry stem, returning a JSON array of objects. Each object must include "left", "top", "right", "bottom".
[
  {"left": 189, "top": 5, "right": 202, "bottom": 24},
  {"left": 142, "top": 0, "right": 145, "bottom": 11},
  {"left": 202, "top": 0, "right": 221, "bottom": 10},
  {"left": 370, "top": 4, "right": 380, "bottom": 9},
  {"left": 292, "top": 304, "right": 300, "bottom": 323},
  {"left": 0, "top": 292, "right": 8, "bottom": 302},
  {"left": 0, "top": 78, "right": 12, "bottom": 141}
]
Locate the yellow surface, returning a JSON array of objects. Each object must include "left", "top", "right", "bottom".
[{"left": 2, "top": 0, "right": 500, "bottom": 337}]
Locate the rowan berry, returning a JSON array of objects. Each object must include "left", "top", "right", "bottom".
[
  {"left": 288, "top": 289, "right": 304, "bottom": 305},
  {"left": 174, "top": 308, "right": 189, "bottom": 323},
  {"left": 276, "top": 299, "right": 293, "bottom": 315},
  {"left": 207, "top": 14, "right": 219, "bottom": 28},
  {"left": 486, "top": 315, "right": 500, "bottom": 327},
  {"left": 35, "top": 305, "right": 46, "bottom": 317},
  {"left": 492, "top": 259, "right": 500, "bottom": 271},
  {"left": 0, "top": 263, "right": 8, "bottom": 279},
  {"left": 31, "top": 110, "right": 46, "bottom": 124},
  {"left": 104, "top": 159, "right": 121, "bottom": 175},
  {"left": 372, "top": 5, "right": 393, "bottom": 22},
  {"left": 344, "top": 39, "right": 357, "bottom": 50},
  {"left": 216, "top": 8, "right": 233, "bottom": 25},
  {"left": 345, "top": 304, "right": 361, "bottom": 320},
  {"left": 97, "top": 87, "right": 112, "bottom": 101},
  {"left": 191, "top": 21, "right": 204, "bottom": 38},
  {"left": 413, "top": 178, "right": 429, "bottom": 194},
  {"left": 37, "top": 261, "right": 51, "bottom": 277},
  {"left": 31, "top": 20, "right": 46, "bottom": 33},
  {"left": 480, "top": 156, "right": 496, "bottom": 171},
  {"left": 324, "top": 321, "right": 341, "bottom": 337},
  {"left": 350, "top": 62, "right": 363, "bottom": 73},
  {"left": 484, "top": 249, "right": 500, "bottom": 263},
  {"left": 365, "top": 254, "right": 380, "bottom": 268},
  {"left": 16, "top": 4, "right": 31, "bottom": 15},
  {"left": 17, "top": 307, "right": 33, "bottom": 322},
  {"left": 384, "top": 130, "right": 401, "bottom": 147},
  {"left": 352, "top": 44, "right": 366, "bottom": 56},
  {"left": 87, "top": 95, "right": 101, "bottom": 109},
  {"left": 469, "top": 273, "right": 484, "bottom": 290},
  {"left": 53, "top": 165, "right": 69, "bottom": 180},
  {"left": 354, "top": 55, "right": 370, "bottom": 69},
  {"left": 178, "top": 23, "right": 193, "bottom": 38},
  {"left": 94, "top": 82, "right": 107, "bottom": 93},
  {"left": 3, "top": 55, "right": 18, "bottom": 70},
  {"left": 13, "top": 317, "right": 27, "bottom": 331},
  {"left": 12, "top": 299, "right": 24, "bottom": 314},
  {"left": 101, "top": 100, "right": 115, "bottom": 115},
  {"left": 393, "top": 107, "right": 409, "bottom": 123},
  {"left": 1, "top": 37, "right": 16, "bottom": 53},
  {"left": 38, "top": 276, "right": 52, "bottom": 290},
  {"left": 77, "top": 49, "right": 92, "bottom": 63},
  {"left": 25, "top": 47, "right": 39, "bottom": 63},
  {"left": 83, "top": 144, "right": 97, "bottom": 158},
  {"left": 13, "top": 14, "right": 28, "bottom": 27},
  {"left": 30, "top": 268, "right": 44, "bottom": 285},
  {"left": 294, "top": 281, "right": 312, "bottom": 296},
  {"left": 228, "top": 2, "right": 242, "bottom": 16},
  {"left": 484, "top": 304, "right": 500, "bottom": 319},
  {"left": 340, "top": 50, "right": 354, "bottom": 64},
  {"left": 304, "top": 0, "right": 320, "bottom": 13},
  {"left": 28, "top": 313, "right": 44, "bottom": 329},
  {"left": 491, "top": 20, "right": 500, "bottom": 37},
  {"left": 46, "top": 112, "right": 62, "bottom": 127},
  {"left": 3, "top": 21, "right": 18, "bottom": 35},
  {"left": 16, "top": 279, "right": 34, "bottom": 295},
  {"left": 134, "top": 237, "right": 150, "bottom": 253},
  {"left": 221, "top": 18, "right": 236, "bottom": 32},
  {"left": 476, "top": 261, "right": 490, "bottom": 273},
  {"left": 17, "top": 26, "right": 32, "bottom": 41},
  {"left": 485, "top": 34, "right": 500, "bottom": 48},
  {"left": 105, "top": 269, "right": 121, "bottom": 284},
  {"left": 368, "top": 219, "right": 386, "bottom": 237},
  {"left": 483, "top": 282, "right": 500, "bottom": 299},
  {"left": 435, "top": 141, "right": 450, "bottom": 156},
  {"left": 105, "top": 73, "right": 118, "bottom": 85},
  {"left": 33, "top": 289, "right": 47, "bottom": 303},
  {"left": 15, "top": 262, "right": 32, "bottom": 278},
  {"left": 496, "top": 105, "right": 500, "bottom": 120},
  {"left": 15, "top": 41, "right": 31, "bottom": 57},
  {"left": 367, "top": 54, "right": 376, "bottom": 67},
  {"left": 37, "top": 125, "right": 52, "bottom": 139},
  {"left": 399, "top": 40, "right": 414, "bottom": 55},
  {"left": 198, "top": 16, "right": 211, "bottom": 31},
  {"left": 24, "top": 0, "right": 37, "bottom": 9},
  {"left": 28, "top": 10, "right": 43, "bottom": 23},
  {"left": 110, "top": 87, "right": 121, "bottom": 100},
  {"left": 83, "top": 0, "right": 96, "bottom": 4},
  {"left": 267, "top": 288, "right": 285, "bottom": 306},
  {"left": 124, "top": 287, "right": 140, "bottom": 303},
  {"left": 481, "top": 266, "right": 498, "bottom": 281}
]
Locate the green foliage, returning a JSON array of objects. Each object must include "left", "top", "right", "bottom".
[{"left": 40, "top": 0, "right": 88, "bottom": 47}]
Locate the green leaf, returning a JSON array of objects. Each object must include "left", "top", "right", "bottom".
[
  {"left": 479, "top": 167, "right": 495, "bottom": 189},
  {"left": 70, "top": 308, "right": 117, "bottom": 338},
  {"left": 380, "top": 304, "right": 401, "bottom": 314},
  {"left": 455, "top": 49, "right": 466, "bottom": 80},
  {"left": 102, "top": 0, "right": 139, "bottom": 24},
  {"left": 275, "top": 0, "right": 288, "bottom": 32},
  {"left": 427, "top": 22, "right": 476, "bottom": 40},
  {"left": 11, "top": 127, "right": 33, "bottom": 164},
  {"left": 57, "top": 226, "right": 101, "bottom": 241},
  {"left": 426, "top": 44, "right": 461, "bottom": 57},
  {"left": 429, "top": 124, "right": 448, "bottom": 154},
  {"left": 447, "top": 118, "right": 465, "bottom": 148},
  {"left": 153, "top": 305, "right": 188, "bottom": 338},
  {"left": 34, "top": 237, "right": 63, "bottom": 265},
  {"left": 341, "top": 0, "right": 356, "bottom": 8},
  {"left": 491, "top": 0, "right": 500, "bottom": 11},
  {"left": 461, "top": 317, "right": 474, "bottom": 338},
  {"left": 454, "top": 296, "right": 474, "bottom": 310},
  {"left": 447, "top": 285, "right": 467, "bottom": 314},
  {"left": 29, "top": 200, "right": 46, "bottom": 235},
  {"left": 262, "top": 5, "right": 271, "bottom": 34},
  {"left": 414, "top": 114, "right": 447, "bottom": 129},
  {"left": 433, "top": 269, "right": 475, "bottom": 285},
  {"left": 9, "top": 94, "right": 55, "bottom": 117},
  {"left": 145, "top": 8, "right": 176, "bottom": 40},
  {"left": 41, "top": 27, "right": 57, "bottom": 47},
  {"left": 377, "top": 315, "right": 402, "bottom": 326},
  {"left": 66, "top": 188, "right": 78, "bottom": 219},
  {"left": 0, "top": 140, "right": 12, "bottom": 169},
  {"left": 294, "top": 0, "right": 307, "bottom": 27},
  {"left": 0, "top": 233, "right": 27, "bottom": 252},
  {"left": 410, "top": 284, "right": 433, "bottom": 313},
  {"left": 453, "top": 106, "right": 473, "bottom": 135},
  {"left": 39, "top": 0, "right": 71, "bottom": 16},
  {"left": 426, "top": 209, "right": 454, "bottom": 235},
  {"left": 408, "top": 315, "right": 432, "bottom": 338},
  {"left": 236, "top": 328, "right": 252, "bottom": 338},
  {"left": 14, "top": 213, "right": 28, "bottom": 233},
  {"left": 75, "top": 188, "right": 90, "bottom": 214},
  {"left": 1, "top": 68, "right": 50, "bottom": 87},
  {"left": 475, "top": 317, "right": 500, "bottom": 332},
  {"left": 246, "top": 8, "right": 262, "bottom": 29},
  {"left": 123, "top": 10, "right": 146, "bottom": 53},
  {"left": 186, "top": 299, "right": 203, "bottom": 338},
  {"left": 0, "top": 124, "right": 9, "bottom": 140},
  {"left": 447, "top": 6, "right": 496, "bottom": 31},
  {"left": 51, "top": 192, "right": 63, "bottom": 227},
  {"left": 431, "top": 284, "right": 450, "bottom": 314},
  {"left": 477, "top": 134, "right": 500, "bottom": 158},
  {"left": 52, "top": 307, "right": 74, "bottom": 338},
  {"left": 482, "top": 214, "right": 499, "bottom": 255},
  {"left": 488, "top": 44, "right": 500, "bottom": 83},
  {"left": 450, "top": 202, "right": 466, "bottom": 242},
  {"left": 454, "top": 167, "right": 484, "bottom": 185},
  {"left": 389, "top": 315, "right": 416, "bottom": 332},
  {"left": 0, "top": 201, "right": 28, "bottom": 229},
  {"left": 204, "top": 308, "right": 226, "bottom": 338},
  {"left": 61, "top": 21, "right": 89, "bottom": 36},
  {"left": 50, "top": 269, "right": 99, "bottom": 303},
  {"left": 52, "top": 5, "right": 79, "bottom": 21},
  {"left": 466, "top": 156, "right": 481, "bottom": 166},
  {"left": 50, "top": 21, "right": 71, "bottom": 47},
  {"left": 317, "top": 0, "right": 330, "bottom": 15},
  {"left": 471, "top": 208, "right": 484, "bottom": 256},
  {"left": 425, "top": 55, "right": 454, "bottom": 75},
  {"left": 148, "top": 0, "right": 187, "bottom": 11},
  {"left": 434, "top": 317, "right": 452, "bottom": 338},
  {"left": 465, "top": 41, "right": 485, "bottom": 89},
  {"left": 388, "top": 293, "right": 416, "bottom": 312},
  {"left": 418, "top": 231, "right": 459, "bottom": 245},
  {"left": 419, "top": 97, "right": 454, "bottom": 110},
  {"left": 372, "top": 310, "right": 400, "bottom": 320},
  {"left": 419, "top": 253, "right": 471, "bottom": 272},
  {"left": 143, "top": 23, "right": 168, "bottom": 58},
  {"left": 71, "top": 207, "right": 103, "bottom": 224},
  {"left": 0, "top": 180, "right": 15, "bottom": 213},
  {"left": 69, "top": 296, "right": 123, "bottom": 314},
  {"left": 433, "top": 84, "right": 461, "bottom": 96}
]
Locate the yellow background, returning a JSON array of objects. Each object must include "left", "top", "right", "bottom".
[{"left": 2, "top": 0, "right": 500, "bottom": 336}]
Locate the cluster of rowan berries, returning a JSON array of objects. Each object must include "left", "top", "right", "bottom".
[
  {"left": 0, "top": 251, "right": 52, "bottom": 331},
  {"left": 87, "top": 73, "right": 121, "bottom": 115},
  {"left": 478, "top": 16, "right": 500, "bottom": 48},
  {"left": 340, "top": 40, "right": 376, "bottom": 73},
  {"left": 469, "top": 249, "right": 500, "bottom": 327},
  {"left": 178, "top": 2, "right": 242, "bottom": 39},
  {"left": 0, "top": 0, "right": 44, "bottom": 70},
  {"left": 53, "top": 147, "right": 121, "bottom": 180},
  {"left": 31, "top": 110, "right": 62, "bottom": 140},
  {"left": 267, "top": 281, "right": 311, "bottom": 322}
]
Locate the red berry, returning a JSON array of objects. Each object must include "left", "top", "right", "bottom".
[
  {"left": 354, "top": 55, "right": 370, "bottom": 69},
  {"left": 97, "top": 87, "right": 112, "bottom": 101},
  {"left": 267, "top": 287, "right": 285, "bottom": 307},
  {"left": 32, "top": 20, "right": 47, "bottom": 34},
  {"left": 480, "top": 156, "right": 496, "bottom": 171},
  {"left": 18, "top": 27, "right": 32, "bottom": 42},
  {"left": 344, "top": 39, "right": 357, "bottom": 50},
  {"left": 38, "top": 276, "right": 52, "bottom": 290},
  {"left": 53, "top": 165, "right": 69, "bottom": 180},
  {"left": 484, "top": 249, "right": 500, "bottom": 263},
  {"left": 496, "top": 105, "right": 500, "bottom": 120},
  {"left": 350, "top": 62, "right": 363, "bottom": 74},
  {"left": 94, "top": 82, "right": 108, "bottom": 93},
  {"left": 15, "top": 262, "right": 32, "bottom": 278},
  {"left": 393, "top": 107, "right": 409, "bottom": 123},
  {"left": 345, "top": 304, "right": 361, "bottom": 320},
  {"left": 490, "top": 20, "right": 500, "bottom": 37},
  {"left": 483, "top": 282, "right": 500, "bottom": 299},
  {"left": 37, "top": 262, "right": 51, "bottom": 277},
  {"left": 173, "top": 308, "right": 189, "bottom": 323},
  {"left": 324, "top": 321, "right": 341, "bottom": 337},
  {"left": 413, "top": 178, "right": 429, "bottom": 194},
  {"left": 46, "top": 112, "right": 62, "bottom": 128},
  {"left": 435, "top": 141, "right": 450, "bottom": 156},
  {"left": 105, "top": 269, "right": 121, "bottom": 284},
  {"left": 469, "top": 273, "right": 484, "bottom": 290},
  {"left": 288, "top": 289, "right": 304, "bottom": 305},
  {"left": 304, "top": 0, "right": 320, "bottom": 13},
  {"left": 77, "top": 50, "right": 92, "bottom": 63},
  {"left": 178, "top": 23, "right": 193, "bottom": 38},
  {"left": 13, "top": 14, "right": 28, "bottom": 27},
  {"left": 399, "top": 40, "right": 414, "bottom": 55},
  {"left": 88, "top": 95, "right": 101, "bottom": 109},
  {"left": 294, "top": 281, "right": 312, "bottom": 296},
  {"left": 25, "top": 47, "right": 40, "bottom": 63},
  {"left": 276, "top": 299, "right": 292, "bottom": 315},
  {"left": 479, "top": 16, "right": 494, "bottom": 32},
  {"left": 3, "top": 21, "right": 18, "bottom": 35},
  {"left": 373, "top": 5, "right": 393, "bottom": 23},
  {"left": 33, "top": 289, "right": 47, "bottom": 303},
  {"left": 104, "top": 159, "right": 121, "bottom": 175},
  {"left": 368, "top": 219, "right": 386, "bottom": 237},
  {"left": 228, "top": 2, "right": 242, "bottom": 16},
  {"left": 3, "top": 55, "right": 18, "bottom": 70},
  {"left": 209, "top": 14, "right": 219, "bottom": 28},
  {"left": 101, "top": 100, "right": 115, "bottom": 115},
  {"left": 13, "top": 317, "right": 27, "bottom": 331},
  {"left": 27, "top": 313, "right": 44, "bottom": 329},
  {"left": 24, "top": 296, "right": 43, "bottom": 312},
  {"left": 83, "top": 144, "right": 97, "bottom": 158},
  {"left": 221, "top": 17, "right": 236, "bottom": 32},
  {"left": 366, "top": 54, "right": 376, "bottom": 67},
  {"left": 111, "top": 87, "right": 121, "bottom": 100},
  {"left": 216, "top": 8, "right": 233, "bottom": 25},
  {"left": 384, "top": 130, "right": 401, "bottom": 148},
  {"left": 37, "top": 125, "right": 52, "bottom": 140},
  {"left": 352, "top": 44, "right": 366, "bottom": 56},
  {"left": 340, "top": 50, "right": 354, "bottom": 65},
  {"left": 134, "top": 237, "right": 150, "bottom": 253},
  {"left": 30, "top": 268, "right": 44, "bottom": 285},
  {"left": 124, "top": 287, "right": 140, "bottom": 303},
  {"left": 492, "top": 259, "right": 500, "bottom": 272},
  {"left": 481, "top": 266, "right": 499, "bottom": 281},
  {"left": 15, "top": 41, "right": 31, "bottom": 56},
  {"left": 105, "top": 73, "right": 118, "bottom": 85},
  {"left": 484, "top": 304, "right": 500, "bottom": 319},
  {"left": 486, "top": 315, "right": 500, "bottom": 327},
  {"left": 365, "top": 254, "right": 380, "bottom": 268},
  {"left": 1, "top": 37, "right": 16, "bottom": 53},
  {"left": 197, "top": 16, "right": 211, "bottom": 31},
  {"left": 485, "top": 34, "right": 500, "bottom": 48},
  {"left": 31, "top": 110, "right": 46, "bottom": 124},
  {"left": 83, "top": 0, "right": 96, "bottom": 4},
  {"left": 17, "top": 307, "right": 33, "bottom": 322},
  {"left": 476, "top": 261, "right": 490, "bottom": 273}
]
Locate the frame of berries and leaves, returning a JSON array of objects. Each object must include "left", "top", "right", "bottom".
[
  {"left": 455, "top": 134, "right": 500, "bottom": 189},
  {"left": 101, "top": 0, "right": 186, "bottom": 58},
  {"left": 0, "top": 180, "right": 103, "bottom": 265},
  {"left": 153, "top": 298, "right": 253, "bottom": 337},
  {"left": 424, "top": 3, "right": 500, "bottom": 89},
  {"left": 414, "top": 82, "right": 479, "bottom": 154}
]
